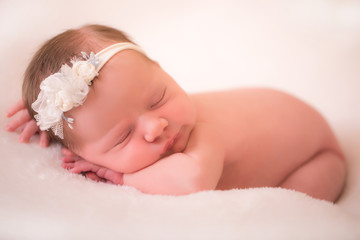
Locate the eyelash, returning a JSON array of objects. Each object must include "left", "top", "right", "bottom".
[
  {"left": 150, "top": 88, "right": 166, "bottom": 108},
  {"left": 114, "top": 129, "right": 132, "bottom": 147}
]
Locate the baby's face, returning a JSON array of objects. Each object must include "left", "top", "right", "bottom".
[{"left": 68, "top": 50, "right": 196, "bottom": 173}]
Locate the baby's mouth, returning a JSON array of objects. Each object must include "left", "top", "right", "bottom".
[{"left": 161, "top": 132, "right": 180, "bottom": 157}]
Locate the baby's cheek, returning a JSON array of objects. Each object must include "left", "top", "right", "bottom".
[
  {"left": 131, "top": 146, "right": 162, "bottom": 171},
  {"left": 174, "top": 98, "right": 196, "bottom": 124},
  {"left": 108, "top": 144, "right": 155, "bottom": 173}
]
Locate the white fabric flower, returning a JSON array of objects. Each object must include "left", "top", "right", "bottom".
[
  {"left": 33, "top": 89, "right": 63, "bottom": 131},
  {"left": 55, "top": 90, "right": 74, "bottom": 111},
  {"left": 31, "top": 53, "right": 99, "bottom": 139},
  {"left": 72, "top": 61, "right": 98, "bottom": 84}
]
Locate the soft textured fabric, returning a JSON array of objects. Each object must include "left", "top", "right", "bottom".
[{"left": 1, "top": 1, "right": 359, "bottom": 239}]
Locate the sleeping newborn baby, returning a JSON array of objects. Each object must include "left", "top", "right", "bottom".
[{"left": 6, "top": 24, "right": 346, "bottom": 202}]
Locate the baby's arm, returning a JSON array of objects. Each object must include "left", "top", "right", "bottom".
[
  {"left": 123, "top": 123, "right": 225, "bottom": 195},
  {"left": 62, "top": 123, "right": 224, "bottom": 195}
]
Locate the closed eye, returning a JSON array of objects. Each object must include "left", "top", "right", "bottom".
[
  {"left": 150, "top": 88, "right": 166, "bottom": 108},
  {"left": 113, "top": 129, "right": 132, "bottom": 148}
]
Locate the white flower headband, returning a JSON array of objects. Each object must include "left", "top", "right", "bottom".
[{"left": 32, "top": 42, "right": 145, "bottom": 139}]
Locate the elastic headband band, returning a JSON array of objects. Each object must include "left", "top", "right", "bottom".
[
  {"left": 32, "top": 42, "right": 146, "bottom": 139},
  {"left": 95, "top": 42, "right": 146, "bottom": 71}
]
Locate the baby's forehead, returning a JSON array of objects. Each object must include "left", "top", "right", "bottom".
[{"left": 96, "top": 52, "right": 156, "bottom": 89}]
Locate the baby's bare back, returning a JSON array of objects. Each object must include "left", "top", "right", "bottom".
[{"left": 191, "top": 88, "right": 343, "bottom": 190}]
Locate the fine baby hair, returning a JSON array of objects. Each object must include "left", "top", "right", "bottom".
[{"left": 22, "top": 24, "right": 145, "bottom": 147}]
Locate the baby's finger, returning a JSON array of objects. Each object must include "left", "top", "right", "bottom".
[
  {"left": 84, "top": 172, "right": 105, "bottom": 182},
  {"left": 61, "top": 154, "right": 82, "bottom": 162},
  {"left": 69, "top": 161, "right": 99, "bottom": 174},
  {"left": 106, "top": 171, "right": 124, "bottom": 185},
  {"left": 18, "top": 120, "right": 38, "bottom": 143},
  {"left": 5, "top": 109, "right": 31, "bottom": 131},
  {"left": 39, "top": 131, "right": 50, "bottom": 148},
  {"left": 6, "top": 100, "right": 26, "bottom": 118},
  {"left": 61, "top": 156, "right": 76, "bottom": 163},
  {"left": 61, "top": 147, "right": 78, "bottom": 157},
  {"left": 61, "top": 162, "right": 75, "bottom": 169},
  {"left": 97, "top": 168, "right": 123, "bottom": 185},
  {"left": 61, "top": 155, "right": 82, "bottom": 163},
  {"left": 69, "top": 166, "right": 83, "bottom": 174}
]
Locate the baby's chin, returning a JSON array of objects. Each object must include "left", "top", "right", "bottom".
[{"left": 159, "top": 150, "right": 174, "bottom": 159}]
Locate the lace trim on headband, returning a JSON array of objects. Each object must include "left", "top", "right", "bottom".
[{"left": 32, "top": 52, "right": 98, "bottom": 139}]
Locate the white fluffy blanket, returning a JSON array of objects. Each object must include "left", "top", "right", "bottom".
[{"left": 1, "top": 1, "right": 360, "bottom": 239}]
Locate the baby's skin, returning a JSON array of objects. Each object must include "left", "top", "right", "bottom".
[{"left": 6, "top": 49, "right": 346, "bottom": 202}]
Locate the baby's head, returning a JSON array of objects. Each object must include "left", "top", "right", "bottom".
[
  {"left": 23, "top": 24, "right": 197, "bottom": 173},
  {"left": 23, "top": 24, "right": 135, "bottom": 147}
]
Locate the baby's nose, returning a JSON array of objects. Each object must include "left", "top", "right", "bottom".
[{"left": 144, "top": 117, "right": 168, "bottom": 142}]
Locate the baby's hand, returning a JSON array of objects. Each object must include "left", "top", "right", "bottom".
[
  {"left": 5, "top": 99, "right": 49, "bottom": 147},
  {"left": 61, "top": 148, "right": 123, "bottom": 185}
]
